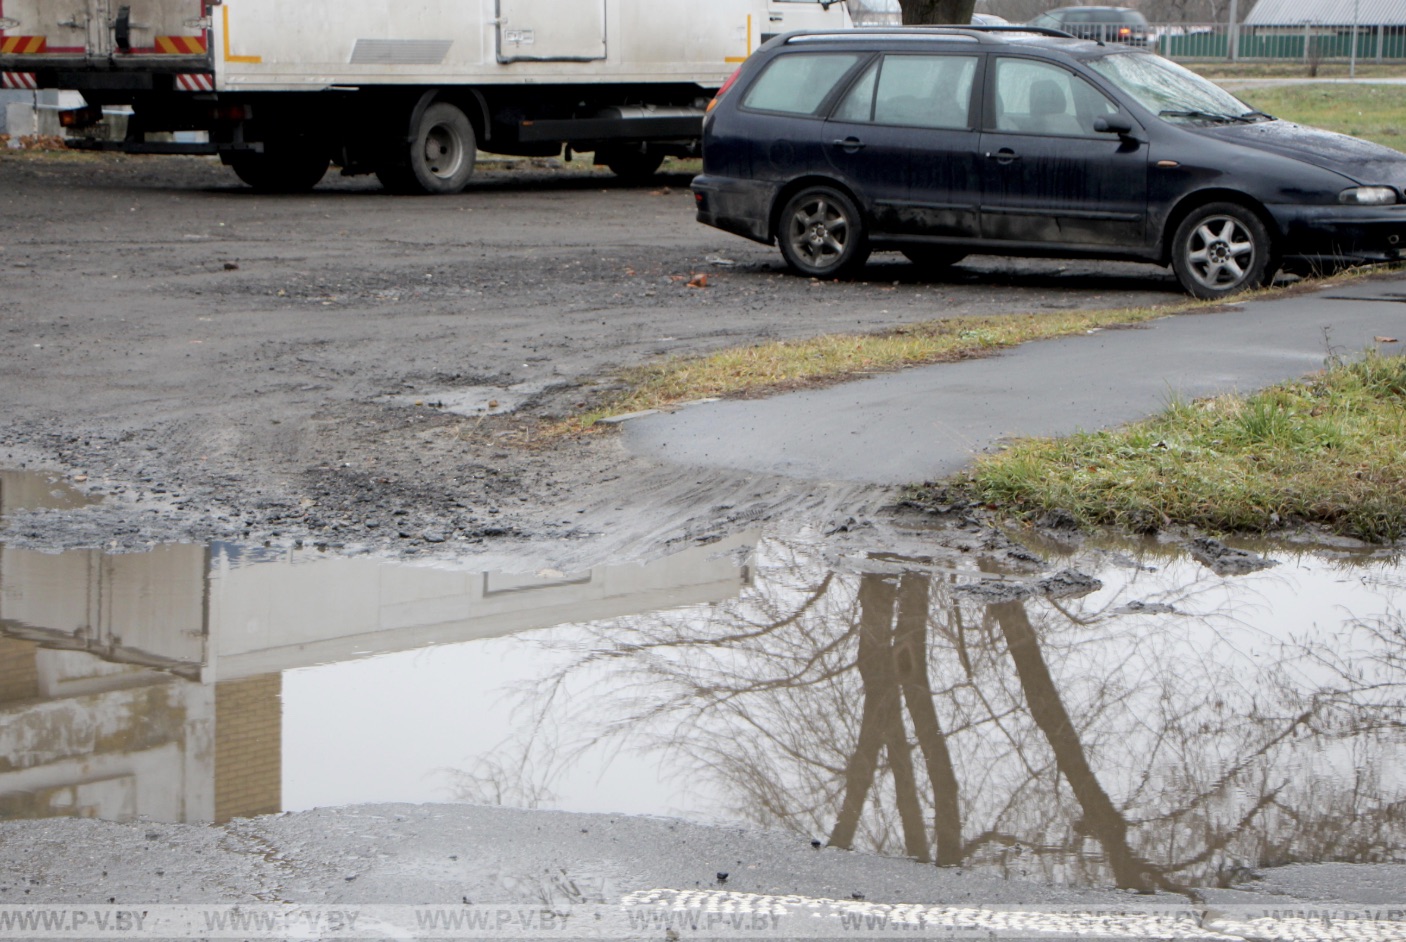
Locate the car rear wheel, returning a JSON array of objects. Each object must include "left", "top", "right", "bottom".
[
  {"left": 1171, "top": 203, "right": 1275, "bottom": 299},
  {"left": 778, "top": 186, "right": 870, "bottom": 278}
]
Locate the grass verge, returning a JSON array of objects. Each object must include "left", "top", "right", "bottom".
[
  {"left": 554, "top": 299, "right": 1212, "bottom": 435},
  {"left": 912, "top": 349, "right": 1406, "bottom": 543},
  {"left": 1191, "top": 61, "right": 1406, "bottom": 80},
  {"left": 1235, "top": 83, "right": 1406, "bottom": 149}
]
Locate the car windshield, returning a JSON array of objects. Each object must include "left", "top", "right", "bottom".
[{"left": 1086, "top": 51, "right": 1268, "bottom": 123}]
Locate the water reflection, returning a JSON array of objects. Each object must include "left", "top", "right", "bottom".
[
  {"left": 3, "top": 463, "right": 1404, "bottom": 890},
  {"left": 0, "top": 469, "right": 92, "bottom": 517},
  {"left": 0, "top": 468, "right": 755, "bottom": 824},
  {"left": 477, "top": 539, "right": 1406, "bottom": 891}
]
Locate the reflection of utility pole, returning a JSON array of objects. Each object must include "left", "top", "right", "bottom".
[{"left": 989, "top": 599, "right": 1161, "bottom": 892}]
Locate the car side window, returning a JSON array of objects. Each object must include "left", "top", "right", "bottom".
[
  {"left": 993, "top": 58, "right": 1118, "bottom": 137},
  {"left": 740, "top": 53, "right": 864, "bottom": 116},
  {"left": 833, "top": 54, "right": 977, "bottom": 130}
]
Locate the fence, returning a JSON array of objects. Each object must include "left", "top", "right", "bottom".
[
  {"left": 845, "top": 12, "right": 1406, "bottom": 63},
  {"left": 1153, "top": 23, "right": 1406, "bottom": 61}
]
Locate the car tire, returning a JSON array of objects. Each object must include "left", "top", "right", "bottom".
[
  {"left": 378, "top": 102, "right": 476, "bottom": 195},
  {"left": 1171, "top": 202, "right": 1275, "bottom": 300},
  {"left": 901, "top": 247, "right": 968, "bottom": 271},
  {"left": 778, "top": 186, "right": 870, "bottom": 278}
]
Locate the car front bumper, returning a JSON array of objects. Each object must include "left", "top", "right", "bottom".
[{"left": 1271, "top": 202, "right": 1406, "bottom": 265}]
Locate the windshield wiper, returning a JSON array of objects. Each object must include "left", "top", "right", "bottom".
[
  {"left": 1239, "top": 110, "right": 1275, "bottom": 121},
  {"left": 1159, "top": 109, "right": 1253, "bottom": 123}
]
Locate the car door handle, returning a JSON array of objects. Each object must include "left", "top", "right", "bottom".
[
  {"left": 986, "top": 149, "right": 1020, "bottom": 165},
  {"left": 833, "top": 137, "right": 866, "bottom": 153}
]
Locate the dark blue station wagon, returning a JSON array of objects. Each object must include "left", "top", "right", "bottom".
[{"left": 691, "top": 27, "right": 1406, "bottom": 298}]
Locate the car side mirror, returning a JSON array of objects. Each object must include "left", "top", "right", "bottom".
[{"left": 1094, "top": 114, "right": 1134, "bottom": 135}]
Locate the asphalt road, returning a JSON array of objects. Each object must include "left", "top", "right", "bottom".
[{"left": 624, "top": 276, "right": 1406, "bottom": 483}]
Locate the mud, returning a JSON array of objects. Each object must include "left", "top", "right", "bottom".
[{"left": 0, "top": 151, "right": 1180, "bottom": 568}]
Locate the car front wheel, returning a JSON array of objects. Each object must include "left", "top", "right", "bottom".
[
  {"left": 1171, "top": 202, "right": 1275, "bottom": 299},
  {"left": 778, "top": 187, "right": 870, "bottom": 278}
]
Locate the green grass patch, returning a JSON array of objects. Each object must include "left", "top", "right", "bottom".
[
  {"left": 921, "top": 350, "right": 1406, "bottom": 542},
  {"left": 1192, "top": 62, "right": 1406, "bottom": 80},
  {"left": 1235, "top": 83, "right": 1406, "bottom": 149},
  {"left": 554, "top": 300, "right": 1212, "bottom": 435}
]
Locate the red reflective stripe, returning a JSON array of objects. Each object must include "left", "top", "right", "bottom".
[
  {"left": 156, "top": 35, "right": 208, "bottom": 54},
  {"left": 1, "top": 35, "right": 47, "bottom": 54},
  {"left": 175, "top": 73, "right": 214, "bottom": 92}
]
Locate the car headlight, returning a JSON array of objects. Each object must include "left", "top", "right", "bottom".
[{"left": 1339, "top": 186, "right": 1399, "bottom": 205}]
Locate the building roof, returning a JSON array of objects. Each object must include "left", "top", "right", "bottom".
[{"left": 1245, "top": 0, "right": 1406, "bottom": 26}]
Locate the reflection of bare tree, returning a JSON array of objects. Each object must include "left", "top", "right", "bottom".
[
  {"left": 827, "top": 574, "right": 963, "bottom": 867},
  {"left": 458, "top": 539, "right": 1406, "bottom": 890},
  {"left": 989, "top": 598, "right": 1167, "bottom": 892}
]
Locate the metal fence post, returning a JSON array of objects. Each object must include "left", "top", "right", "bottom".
[{"left": 1228, "top": 0, "right": 1240, "bottom": 61}]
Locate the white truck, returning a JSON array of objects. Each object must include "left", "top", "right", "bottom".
[{"left": 0, "top": 0, "right": 850, "bottom": 192}]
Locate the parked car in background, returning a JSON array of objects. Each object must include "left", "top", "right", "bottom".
[
  {"left": 691, "top": 27, "right": 1406, "bottom": 298},
  {"left": 1026, "top": 6, "right": 1150, "bottom": 45}
]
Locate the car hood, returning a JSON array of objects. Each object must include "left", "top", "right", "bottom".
[{"left": 1199, "top": 120, "right": 1406, "bottom": 188}]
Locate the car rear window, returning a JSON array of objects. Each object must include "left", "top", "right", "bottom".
[{"left": 741, "top": 53, "right": 864, "bottom": 116}]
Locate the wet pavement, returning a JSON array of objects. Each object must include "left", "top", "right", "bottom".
[
  {"left": 622, "top": 275, "right": 1406, "bottom": 483},
  {"left": 4, "top": 468, "right": 1404, "bottom": 894}
]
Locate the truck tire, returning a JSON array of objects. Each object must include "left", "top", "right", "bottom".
[
  {"left": 228, "top": 144, "right": 329, "bottom": 193},
  {"left": 378, "top": 102, "right": 476, "bottom": 195},
  {"left": 597, "top": 145, "right": 665, "bottom": 181}
]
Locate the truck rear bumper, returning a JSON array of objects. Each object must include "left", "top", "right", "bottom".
[{"left": 0, "top": 55, "right": 210, "bottom": 80}]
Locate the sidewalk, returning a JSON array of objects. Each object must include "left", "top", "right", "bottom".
[{"left": 623, "top": 275, "right": 1406, "bottom": 484}]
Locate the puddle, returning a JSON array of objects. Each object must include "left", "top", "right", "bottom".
[
  {"left": 2, "top": 469, "right": 1404, "bottom": 890},
  {"left": 381, "top": 381, "right": 552, "bottom": 417},
  {"left": 0, "top": 469, "right": 93, "bottom": 518}
]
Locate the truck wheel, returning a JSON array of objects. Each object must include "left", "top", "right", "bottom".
[
  {"left": 597, "top": 145, "right": 665, "bottom": 180},
  {"left": 379, "top": 102, "right": 476, "bottom": 195},
  {"left": 228, "top": 145, "right": 329, "bottom": 193}
]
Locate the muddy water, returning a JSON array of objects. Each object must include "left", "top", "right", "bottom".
[{"left": 2, "top": 469, "right": 1404, "bottom": 891}]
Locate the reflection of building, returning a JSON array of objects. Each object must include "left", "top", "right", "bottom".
[
  {"left": 1, "top": 470, "right": 753, "bottom": 825},
  {"left": 0, "top": 541, "right": 281, "bottom": 823}
]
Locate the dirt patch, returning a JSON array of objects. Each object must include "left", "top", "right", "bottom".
[{"left": 0, "top": 152, "right": 1180, "bottom": 568}]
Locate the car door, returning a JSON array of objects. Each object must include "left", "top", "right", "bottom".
[
  {"left": 978, "top": 56, "right": 1149, "bottom": 248},
  {"left": 823, "top": 52, "right": 983, "bottom": 241},
  {"left": 732, "top": 49, "right": 871, "bottom": 182}
]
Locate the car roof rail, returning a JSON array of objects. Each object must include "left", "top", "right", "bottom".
[
  {"left": 779, "top": 25, "right": 1078, "bottom": 45},
  {"left": 966, "top": 25, "right": 1078, "bottom": 39}
]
